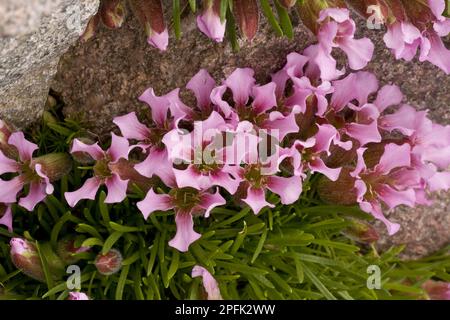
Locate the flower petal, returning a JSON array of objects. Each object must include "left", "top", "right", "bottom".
[
  {"left": 196, "top": 3, "right": 226, "bottom": 42},
  {"left": 225, "top": 68, "right": 256, "bottom": 106},
  {"left": 242, "top": 187, "right": 274, "bottom": 215},
  {"left": 199, "top": 188, "right": 226, "bottom": 217},
  {"left": 113, "top": 112, "right": 151, "bottom": 141},
  {"left": 187, "top": 69, "right": 216, "bottom": 110},
  {"left": 267, "top": 175, "right": 302, "bottom": 204},
  {"left": 252, "top": 82, "right": 277, "bottom": 114},
  {"left": 338, "top": 37, "right": 374, "bottom": 70},
  {"left": 0, "top": 150, "right": 19, "bottom": 175},
  {"left": 376, "top": 184, "right": 416, "bottom": 209},
  {"left": 376, "top": 143, "right": 411, "bottom": 174},
  {"left": 168, "top": 212, "right": 201, "bottom": 252},
  {"left": 374, "top": 85, "right": 403, "bottom": 112},
  {"left": 148, "top": 28, "right": 169, "bottom": 51},
  {"left": 65, "top": 177, "right": 102, "bottom": 207},
  {"left": 136, "top": 188, "right": 174, "bottom": 219},
  {"left": 71, "top": 139, "right": 104, "bottom": 161},
  {"left": 345, "top": 121, "right": 382, "bottom": 146},
  {"left": 0, "top": 205, "right": 13, "bottom": 232},
  {"left": 105, "top": 174, "right": 129, "bottom": 204},
  {"left": 0, "top": 177, "right": 23, "bottom": 203},
  {"left": 18, "top": 182, "right": 47, "bottom": 211},
  {"left": 107, "top": 133, "right": 130, "bottom": 163},
  {"left": 191, "top": 266, "right": 223, "bottom": 300},
  {"left": 8, "top": 132, "right": 38, "bottom": 162}
]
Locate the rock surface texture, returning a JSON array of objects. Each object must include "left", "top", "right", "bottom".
[
  {"left": 1, "top": 1, "right": 449, "bottom": 259},
  {"left": 0, "top": 0, "right": 99, "bottom": 129}
]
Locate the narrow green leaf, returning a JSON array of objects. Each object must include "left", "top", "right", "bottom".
[
  {"left": 188, "top": 0, "right": 196, "bottom": 12},
  {"left": 303, "top": 263, "right": 336, "bottom": 300},
  {"left": 251, "top": 227, "right": 268, "bottom": 264},
  {"left": 173, "top": 0, "right": 181, "bottom": 39},
  {"left": 275, "top": 0, "right": 294, "bottom": 38},
  {"left": 109, "top": 221, "right": 140, "bottom": 233},
  {"left": 115, "top": 264, "right": 130, "bottom": 300},
  {"left": 260, "top": 0, "right": 283, "bottom": 36},
  {"left": 102, "top": 231, "right": 123, "bottom": 254}
]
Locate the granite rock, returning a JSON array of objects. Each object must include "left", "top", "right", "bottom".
[{"left": 0, "top": 0, "right": 99, "bottom": 129}]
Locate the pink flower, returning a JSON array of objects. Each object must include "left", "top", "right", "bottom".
[
  {"left": 137, "top": 171, "right": 226, "bottom": 252},
  {"left": 422, "top": 280, "right": 450, "bottom": 300},
  {"left": 351, "top": 143, "right": 421, "bottom": 235},
  {"left": 0, "top": 132, "right": 54, "bottom": 211},
  {"left": 234, "top": 141, "right": 302, "bottom": 215},
  {"left": 213, "top": 68, "right": 299, "bottom": 140},
  {"left": 65, "top": 133, "right": 130, "bottom": 207},
  {"left": 197, "top": 0, "right": 226, "bottom": 42},
  {"left": 192, "top": 265, "right": 223, "bottom": 300},
  {"left": 306, "top": 8, "right": 374, "bottom": 81},
  {"left": 68, "top": 292, "right": 90, "bottom": 300},
  {"left": 383, "top": 1, "right": 450, "bottom": 74},
  {"left": 113, "top": 87, "right": 186, "bottom": 184},
  {"left": 162, "top": 111, "right": 241, "bottom": 194},
  {"left": 288, "top": 124, "right": 342, "bottom": 181}
]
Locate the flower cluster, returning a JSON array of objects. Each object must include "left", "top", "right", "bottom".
[{"left": 1, "top": 8, "right": 449, "bottom": 254}]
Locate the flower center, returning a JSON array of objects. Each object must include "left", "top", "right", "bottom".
[
  {"left": 169, "top": 187, "right": 201, "bottom": 211},
  {"left": 243, "top": 164, "right": 265, "bottom": 188},
  {"left": 93, "top": 158, "right": 112, "bottom": 178}
]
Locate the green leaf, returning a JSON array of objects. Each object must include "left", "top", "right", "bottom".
[
  {"left": 50, "top": 212, "right": 72, "bottom": 248},
  {"left": 173, "top": 0, "right": 181, "bottom": 39},
  {"left": 98, "top": 191, "right": 111, "bottom": 226},
  {"left": 76, "top": 223, "right": 103, "bottom": 240},
  {"left": 81, "top": 237, "right": 104, "bottom": 247},
  {"left": 102, "top": 231, "right": 123, "bottom": 254},
  {"left": 109, "top": 222, "right": 140, "bottom": 233},
  {"left": 251, "top": 227, "right": 267, "bottom": 264},
  {"left": 303, "top": 263, "right": 336, "bottom": 300},
  {"left": 260, "top": 0, "right": 283, "bottom": 36},
  {"left": 225, "top": 8, "right": 240, "bottom": 52},
  {"left": 115, "top": 264, "right": 130, "bottom": 300},
  {"left": 167, "top": 250, "right": 180, "bottom": 282},
  {"left": 220, "top": 0, "right": 228, "bottom": 23},
  {"left": 215, "top": 261, "right": 269, "bottom": 275},
  {"left": 275, "top": 0, "right": 294, "bottom": 39},
  {"left": 188, "top": 0, "right": 196, "bottom": 12}
]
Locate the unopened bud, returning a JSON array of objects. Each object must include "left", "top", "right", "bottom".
[
  {"left": 95, "top": 249, "right": 123, "bottom": 275},
  {"left": 234, "top": 0, "right": 259, "bottom": 41},
  {"left": 343, "top": 218, "right": 379, "bottom": 243},
  {"left": 10, "top": 238, "right": 45, "bottom": 282},
  {"left": 100, "top": 0, "right": 126, "bottom": 29},
  {"left": 33, "top": 153, "right": 73, "bottom": 182},
  {"left": 279, "top": 0, "right": 297, "bottom": 8},
  {"left": 317, "top": 167, "right": 358, "bottom": 205},
  {"left": 68, "top": 292, "right": 90, "bottom": 300},
  {"left": 57, "top": 238, "right": 90, "bottom": 264},
  {"left": 422, "top": 280, "right": 450, "bottom": 300}
]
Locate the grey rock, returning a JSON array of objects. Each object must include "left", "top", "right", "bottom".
[{"left": 0, "top": 0, "right": 99, "bottom": 129}]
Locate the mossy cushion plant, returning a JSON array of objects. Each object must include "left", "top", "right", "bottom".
[{"left": 1, "top": 7, "right": 450, "bottom": 300}]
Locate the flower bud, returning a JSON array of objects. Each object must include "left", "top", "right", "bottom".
[
  {"left": 95, "top": 249, "right": 123, "bottom": 275},
  {"left": 81, "top": 13, "right": 101, "bottom": 42},
  {"left": 57, "top": 238, "right": 90, "bottom": 264},
  {"left": 68, "top": 292, "right": 90, "bottom": 300},
  {"left": 317, "top": 167, "right": 358, "bottom": 205},
  {"left": 42, "top": 111, "right": 58, "bottom": 125},
  {"left": 129, "top": 0, "right": 169, "bottom": 51},
  {"left": 279, "top": 0, "right": 297, "bottom": 8},
  {"left": 0, "top": 120, "right": 18, "bottom": 159},
  {"left": 100, "top": 0, "right": 126, "bottom": 29},
  {"left": 10, "top": 238, "right": 45, "bottom": 282},
  {"left": 234, "top": 0, "right": 259, "bottom": 41},
  {"left": 342, "top": 218, "right": 379, "bottom": 243},
  {"left": 422, "top": 280, "right": 450, "bottom": 300},
  {"left": 33, "top": 153, "right": 73, "bottom": 182}
]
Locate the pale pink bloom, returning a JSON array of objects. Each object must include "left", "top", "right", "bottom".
[
  {"left": 351, "top": 144, "right": 421, "bottom": 235},
  {"left": 213, "top": 68, "right": 299, "bottom": 140},
  {"left": 163, "top": 111, "right": 241, "bottom": 194},
  {"left": 0, "top": 205, "right": 13, "bottom": 232},
  {"left": 148, "top": 28, "right": 169, "bottom": 51},
  {"left": 384, "top": 3, "right": 450, "bottom": 74},
  {"left": 0, "top": 132, "right": 54, "bottom": 211},
  {"left": 68, "top": 292, "right": 90, "bottom": 300},
  {"left": 285, "top": 76, "right": 334, "bottom": 116},
  {"left": 306, "top": 8, "right": 374, "bottom": 81},
  {"left": 113, "top": 87, "right": 187, "bottom": 183},
  {"left": 65, "top": 133, "right": 130, "bottom": 207},
  {"left": 192, "top": 265, "right": 223, "bottom": 300},
  {"left": 137, "top": 171, "right": 226, "bottom": 252},
  {"left": 288, "top": 124, "right": 342, "bottom": 181},
  {"left": 197, "top": 0, "right": 226, "bottom": 42},
  {"left": 234, "top": 143, "right": 302, "bottom": 215},
  {"left": 271, "top": 52, "right": 309, "bottom": 98},
  {"left": 330, "top": 71, "right": 379, "bottom": 112}
]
